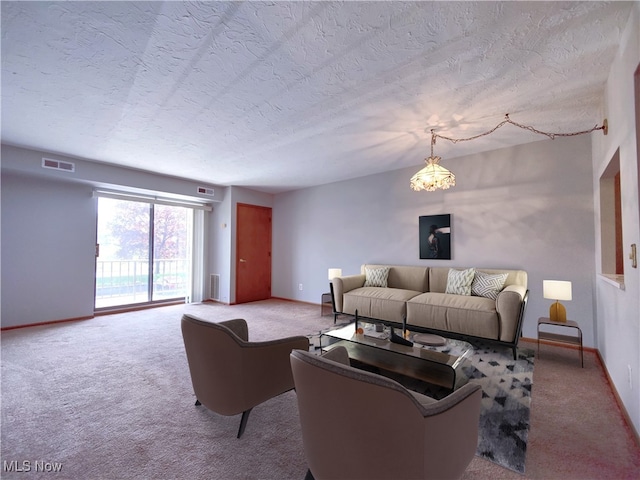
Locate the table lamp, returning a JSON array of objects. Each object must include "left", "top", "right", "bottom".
[
  {"left": 543, "top": 280, "right": 572, "bottom": 323},
  {"left": 328, "top": 268, "right": 342, "bottom": 281}
]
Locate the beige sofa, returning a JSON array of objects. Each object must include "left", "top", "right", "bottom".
[{"left": 331, "top": 264, "right": 528, "bottom": 358}]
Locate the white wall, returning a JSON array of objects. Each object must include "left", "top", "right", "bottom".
[
  {"left": 592, "top": 3, "right": 640, "bottom": 436},
  {"left": 209, "top": 187, "right": 233, "bottom": 304},
  {"left": 0, "top": 144, "right": 276, "bottom": 325},
  {"left": 1, "top": 144, "right": 223, "bottom": 203},
  {"left": 1, "top": 172, "right": 96, "bottom": 327},
  {"left": 207, "top": 186, "right": 274, "bottom": 304},
  {"left": 273, "top": 134, "right": 596, "bottom": 346},
  {"left": 1, "top": 145, "right": 222, "bottom": 327}
]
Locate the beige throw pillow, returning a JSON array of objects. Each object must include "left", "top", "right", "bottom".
[
  {"left": 364, "top": 267, "right": 390, "bottom": 287},
  {"left": 445, "top": 268, "right": 476, "bottom": 296}
]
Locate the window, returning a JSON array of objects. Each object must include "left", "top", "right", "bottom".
[{"left": 94, "top": 191, "right": 210, "bottom": 310}]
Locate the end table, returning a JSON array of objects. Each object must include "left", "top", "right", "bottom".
[{"left": 537, "top": 317, "right": 583, "bottom": 367}]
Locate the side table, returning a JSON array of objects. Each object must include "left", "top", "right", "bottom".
[{"left": 537, "top": 317, "right": 583, "bottom": 367}]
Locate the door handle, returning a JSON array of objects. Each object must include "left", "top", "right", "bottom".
[{"left": 239, "top": 258, "right": 247, "bottom": 263}]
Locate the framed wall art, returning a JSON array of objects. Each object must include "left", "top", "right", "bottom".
[{"left": 419, "top": 214, "right": 451, "bottom": 260}]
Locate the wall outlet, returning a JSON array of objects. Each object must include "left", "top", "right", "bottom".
[{"left": 298, "top": 283, "right": 303, "bottom": 291}]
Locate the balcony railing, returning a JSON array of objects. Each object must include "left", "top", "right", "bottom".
[{"left": 96, "top": 259, "right": 188, "bottom": 308}]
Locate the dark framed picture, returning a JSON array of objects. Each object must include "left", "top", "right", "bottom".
[{"left": 419, "top": 214, "right": 451, "bottom": 260}]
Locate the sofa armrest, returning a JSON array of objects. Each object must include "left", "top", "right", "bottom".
[
  {"left": 496, "top": 285, "right": 526, "bottom": 342},
  {"left": 332, "top": 274, "right": 365, "bottom": 313}
]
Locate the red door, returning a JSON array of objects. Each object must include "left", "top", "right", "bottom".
[{"left": 235, "top": 203, "right": 272, "bottom": 304}]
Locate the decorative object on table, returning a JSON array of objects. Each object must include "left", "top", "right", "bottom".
[
  {"left": 411, "top": 114, "right": 608, "bottom": 192},
  {"left": 419, "top": 214, "right": 451, "bottom": 259},
  {"left": 389, "top": 325, "right": 414, "bottom": 346},
  {"left": 412, "top": 333, "right": 447, "bottom": 346},
  {"left": 543, "top": 280, "right": 572, "bottom": 323},
  {"left": 362, "top": 323, "right": 387, "bottom": 339}
]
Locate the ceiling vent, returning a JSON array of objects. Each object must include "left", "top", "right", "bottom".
[
  {"left": 197, "top": 186, "right": 214, "bottom": 197},
  {"left": 42, "top": 157, "right": 75, "bottom": 173}
]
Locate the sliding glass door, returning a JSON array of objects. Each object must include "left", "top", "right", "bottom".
[
  {"left": 151, "top": 204, "right": 191, "bottom": 302},
  {"left": 95, "top": 197, "right": 192, "bottom": 309}
]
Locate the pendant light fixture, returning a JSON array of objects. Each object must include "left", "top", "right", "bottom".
[
  {"left": 410, "top": 131, "right": 455, "bottom": 191},
  {"left": 411, "top": 114, "right": 608, "bottom": 192}
]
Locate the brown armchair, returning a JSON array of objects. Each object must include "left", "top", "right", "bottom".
[
  {"left": 290, "top": 347, "right": 482, "bottom": 480},
  {"left": 181, "top": 314, "right": 309, "bottom": 438}
]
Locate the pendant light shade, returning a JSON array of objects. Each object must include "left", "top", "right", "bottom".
[{"left": 410, "top": 155, "right": 455, "bottom": 192}]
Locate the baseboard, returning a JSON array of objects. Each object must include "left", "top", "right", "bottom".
[
  {"left": 95, "top": 300, "right": 184, "bottom": 316},
  {"left": 203, "top": 297, "right": 311, "bottom": 306},
  {"left": 526, "top": 336, "right": 598, "bottom": 353},
  {"left": 203, "top": 299, "right": 230, "bottom": 305},
  {"left": 270, "top": 296, "right": 322, "bottom": 307},
  {"left": 524, "top": 336, "right": 639, "bottom": 448},
  {"left": 2, "top": 300, "right": 185, "bottom": 330},
  {"left": 1, "top": 315, "right": 94, "bottom": 331},
  {"left": 595, "top": 350, "right": 640, "bottom": 448}
]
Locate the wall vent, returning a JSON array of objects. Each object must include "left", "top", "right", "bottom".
[
  {"left": 210, "top": 274, "right": 220, "bottom": 301},
  {"left": 42, "top": 157, "right": 75, "bottom": 172},
  {"left": 197, "top": 186, "right": 214, "bottom": 197}
]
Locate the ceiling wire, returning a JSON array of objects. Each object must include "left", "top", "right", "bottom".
[{"left": 432, "top": 113, "right": 608, "bottom": 145}]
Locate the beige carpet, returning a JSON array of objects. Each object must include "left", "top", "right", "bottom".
[{"left": 1, "top": 299, "right": 639, "bottom": 479}]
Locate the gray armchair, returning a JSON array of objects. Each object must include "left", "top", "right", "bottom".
[
  {"left": 290, "top": 347, "right": 482, "bottom": 479},
  {"left": 181, "top": 314, "right": 309, "bottom": 438}
]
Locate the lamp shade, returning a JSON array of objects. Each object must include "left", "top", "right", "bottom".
[
  {"left": 328, "top": 268, "right": 342, "bottom": 280},
  {"left": 410, "top": 156, "right": 455, "bottom": 192},
  {"left": 543, "top": 280, "right": 572, "bottom": 301}
]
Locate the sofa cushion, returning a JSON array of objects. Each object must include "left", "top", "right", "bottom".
[
  {"left": 445, "top": 268, "right": 476, "bottom": 296},
  {"left": 471, "top": 271, "right": 509, "bottom": 300},
  {"left": 364, "top": 266, "right": 390, "bottom": 287},
  {"left": 343, "top": 287, "right": 422, "bottom": 323},
  {"left": 406, "top": 292, "right": 499, "bottom": 340}
]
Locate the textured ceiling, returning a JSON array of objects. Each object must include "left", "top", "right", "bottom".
[{"left": 1, "top": 1, "right": 633, "bottom": 193}]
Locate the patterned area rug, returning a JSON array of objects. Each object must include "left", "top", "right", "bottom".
[{"left": 307, "top": 329, "right": 535, "bottom": 474}]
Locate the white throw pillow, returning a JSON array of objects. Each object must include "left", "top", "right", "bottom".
[
  {"left": 471, "top": 271, "right": 509, "bottom": 300},
  {"left": 364, "top": 267, "right": 390, "bottom": 287},
  {"left": 445, "top": 268, "right": 476, "bottom": 296}
]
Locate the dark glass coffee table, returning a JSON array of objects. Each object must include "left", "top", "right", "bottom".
[{"left": 321, "top": 321, "right": 473, "bottom": 392}]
